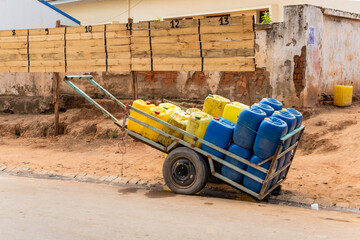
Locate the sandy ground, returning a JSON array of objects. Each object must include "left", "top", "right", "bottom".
[{"left": 1, "top": 103, "right": 360, "bottom": 205}]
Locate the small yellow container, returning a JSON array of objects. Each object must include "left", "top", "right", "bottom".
[
  {"left": 141, "top": 106, "right": 172, "bottom": 142},
  {"left": 202, "top": 94, "right": 230, "bottom": 117},
  {"left": 183, "top": 111, "right": 212, "bottom": 148},
  {"left": 334, "top": 85, "right": 353, "bottom": 107},
  {"left": 222, "top": 102, "right": 249, "bottom": 124},
  {"left": 127, "top": 100, "right": 154, "bottom": 134},
  {"left": 158, "top": 110, "right": 189, "bottom": 147},
  {"left": 159, "top": 103, "right": 181, "bottom": 114}
]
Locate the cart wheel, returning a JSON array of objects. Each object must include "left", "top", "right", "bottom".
[{"left": 163, "top": 147, "right": 209, "bottom": 195}]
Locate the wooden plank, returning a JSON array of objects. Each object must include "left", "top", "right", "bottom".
[
  {"left": 29, "top": 66, "right": 65, "bottom": 72},
  {"left": 200, "top": 25, "right": 253, "bottom": 34},
  {"left": 151, "top": 42, "right": 200, "bottom": 50},
  {"left": 29, "top": 53, "right": 64, "bottom": 61},
  {"left": 0, "top": 42, "right": 27, "bottom": 49},
  {"left": 66, "top": 25, "right": 105, "bottom": 34},
  {"left": 29, "top": 47, "right": 64, "bottom": 54},
  {"left": 151, "top": 48, "right": 201, "bottom": 58},
  {"left": 203, "top": 63, "right": 255, "bottom": 71},
  {"left": 152, "top": 57, "right": 201, "bottom": 65},
  {"left": 0, "top": 36, "right": 27, "bottom": 42},
  {"left": 66, "top": 32, "right": 105, "bottom": 41},
  {"left": 200, "top": 16, "right": 253, "bottom": 27},
  {"left": 106, "top": 45, "right": 131, "bottom": 52},
  {"left": 0, "top": 54, "right": 28, "bottom": 61},
  {"left": 203, "top": 48, "right": 254, "bottom": 58},
  {"left": 106, "top": 31, "right": 131, "bottom": 38},
  {"left": 201, "top": 32, "right": 254, "bottom": 42},
  {"left": 0, "top": 66, "right": 28, "bottom": 72},
  {"left": 29, "top": 40, "right": 64, "bottom": 48},
  {"left": 108, "top": 59, "right": 131, "bottom": 65},
  {"left": 153, "top": 64, "right": 202, "bottom": 71},
  {"left": 0, "top": 61, "right": 28, "bottom": 67},
  {"left": 202, "top": 39, "right": 254, "bottom": 50},
  {"left": 131, "top": 64, "right": 152, "bottom": 71},
  {"left": 29, "top": 35, "right": 64, "bottom": 42},
  {"left": 108, "top": 65, "right": 131, "bottom": 71},
  {"left": 151, "top": 34, "right": 199, "bottom": 44},
  {"left": 0, "top": 49, "right": 28, "bottom": 55},
  {"left": 132, "top": 58, "right": 151, "bottom": 65},
  {"left": 29, "top": 28, "right": 65, "bottom": 36},
  {"left": 66, "top": 46, "right": 106, "bottom": 53},
  {"left": 132, "top": 28, "right": 198, "bottom": 37},
  {"left": 66, "top": 52, "right": 106, "bottom": 59},
  {"left": 108, "top": 52, "right": 131, "bottom": 59},
  {"left": 67, "top": 59, "right": 107, "bottom": 66},
  {"left": 106, "top": 24, "right": 128, "bottom": 32},
  {"left": 67, "top": 65, "right": 106, "bottom": 72},
  {"left": 150, "top": 19, "right": 198, "bottom": 30},
  {"left": 67, "top": 39, "right": 104, "bottom": 47},
  {"left": 0, "top": 30, "right": 28, "bottom": 37},
  {"left": 204, "top": 57, "right": 254, "bottom": 65},
  {"left": 30, "top": 60, "right": 65, "bottom": 67},
  {"left": 107, "top": 38, "right": 131, "bottom": 45}
]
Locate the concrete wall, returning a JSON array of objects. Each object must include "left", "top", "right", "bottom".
[
  {"left": 0, "top": 0, "right": 79, "bottom": 30},
  {"left": 53, "top": 0, "right": 360, "bottom": 24},
  {"left": 1, "top": 4, "right": 360, "bottom": 113}
]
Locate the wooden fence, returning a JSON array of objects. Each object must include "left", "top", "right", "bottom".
[{"left": 0, "top": 15, "right": 255, "bottom": 73}]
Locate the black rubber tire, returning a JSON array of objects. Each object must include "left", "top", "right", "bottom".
[{"left": 163, "top": 147, "right": 209, "bottom": 195}]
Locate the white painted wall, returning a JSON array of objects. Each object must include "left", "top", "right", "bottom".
[{"left": 0, "top": 0, "right": 80, "bottom": 30}]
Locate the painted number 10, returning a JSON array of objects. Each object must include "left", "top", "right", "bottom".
[{"left": 85, "top": 25, "right": 93, "bottom": 33}]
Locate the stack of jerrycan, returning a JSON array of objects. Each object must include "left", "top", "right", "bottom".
[
  {"left": 158, "top": 108, "right": 200, "bottom": 147},
  {"left": 127, "top": 100, "right": 155, "bottom": 134},
  {"left": 271, "top": 110, "right": 296, "bottom": 184},
  {"left": 243, "top": 115, "right": 288, "bottom": 194},
  {"left": 203, "top": 94, "right": 230, "bottom": 117},
  {"left": 277, "top": 108, "right": 303, "bottom": 180},
  {"left": 221, "top": 107, "right": 266, "bottom": 183}
]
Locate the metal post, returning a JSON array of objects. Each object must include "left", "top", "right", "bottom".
[{"left": 54, "top": 72, "right": 60, "bottom": 136}]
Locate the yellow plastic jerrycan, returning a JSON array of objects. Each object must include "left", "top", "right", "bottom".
[
  {"left": 127, "top": 100, "right": 154, "bottom": 134},
  {"left": 158, "top": 110, "right": 189, "bottom": 147},
  {"left": 334, "top": 85, "right": 353, "bottom": 107},
  {"left": 159, "top": 103, "right": 181, "bottom": 114},
  {"left": 186, "top": 108, "right": 201, "bottom": 115},
  {"left": 141, "top": 106, "right": 172, "bottom": 142},
  {"left": 222, "top": 102, "right": 249, "bottom": 124},
  {"left": 184, "top": 111, "right": 212, "bottom": 148},
  {"left": 202, "top": 94, "right": 230, "bottom": 117}
]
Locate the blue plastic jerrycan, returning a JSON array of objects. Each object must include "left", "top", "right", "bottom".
[
  {"left": 202, "top": 117, "right": 235, "bottom": 158},
  {"left": 253, "top": 117, "right": 288, "bottom": 159},
  {"left": 260, "top": 98, "right": 283, "bottom": 111},
  {"left": 252, "top": 103, "right": 275, "bottom": 117},
  {"left": 221, "top": 144, "right": 253, "bottom": 183},
  {"left": 233, "top": 107, "right": 266, "bottom": 150},
  {"left": 243, "top": 155, "right": 276, "bottom": 194}
]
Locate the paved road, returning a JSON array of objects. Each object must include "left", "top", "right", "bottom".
[{"left": 0, "top": 175, "right": 359, "bottom": 240}]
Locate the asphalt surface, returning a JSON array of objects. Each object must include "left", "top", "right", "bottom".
[{"left": 0, "top": 175, "right": 359, "bottom": 240}]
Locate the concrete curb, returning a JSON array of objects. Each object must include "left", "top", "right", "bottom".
[{"left": 1, "top": 165, "right": 359, "bottom": 214}]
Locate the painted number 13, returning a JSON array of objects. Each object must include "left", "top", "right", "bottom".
[{"left": 219, "top": 16, "right": 229, "bottom": 25}]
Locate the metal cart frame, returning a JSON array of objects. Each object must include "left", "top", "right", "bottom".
[{"left": 65, "top": 75, "right": 305, "bottom": 200}]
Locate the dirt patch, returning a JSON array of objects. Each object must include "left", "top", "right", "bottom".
[{"left": 1, "top": 102, "right": 360, "bottom": 205}]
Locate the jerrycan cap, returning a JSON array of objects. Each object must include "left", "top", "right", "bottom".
[
  {"left": 154, "top": 110, "right": 160, "bottom": 115},
  {"left": 274, "top": 111, "right": 280, "bottom": 114},
  {"left": 163, "top": 107, "right": 169, "bottom": 110},
  {"left": 228, "top": 102, "right": 232, "bottom": 104},
  {"left": 213, "top": 117, "right": 220, "bottom": 121},
  {"left": 146, "top": 101, "right": 151, "bottom": 105},
  {"left": 208, "top": 94, "right": 214, "bottom": 98},
  {"left": 195, "top": 116, "right": 201, "bottom": 120},
  {"left": 264, "top": 117, "right": 270, "bottom": 121},
  {"left": 282, "top": 108, "right": 288, "bottom": 111}
]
